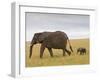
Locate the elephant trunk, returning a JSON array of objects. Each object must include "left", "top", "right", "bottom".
[
  {"left": 29, "top": 44, "right": 33, "bottom": 58},
  {"left": 29, "top": 41, "right": 36, "bottom": 58}
]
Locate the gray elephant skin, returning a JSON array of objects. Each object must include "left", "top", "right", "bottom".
[
  {"left": 77, "top": 48, "right": 86, "bottom": 55},
  {"left": 29, "top": 31, "right": 73, "bottom": 58}
]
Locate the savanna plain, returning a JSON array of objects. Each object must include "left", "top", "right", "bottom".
[{"left": 25, "top": 39, "right": 89, "bottom": 67}]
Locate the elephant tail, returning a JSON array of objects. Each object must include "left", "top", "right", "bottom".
[{"left": 67, "top": 37, "right": 73, "bottom": 52}]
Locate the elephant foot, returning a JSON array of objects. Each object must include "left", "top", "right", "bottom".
[
  {"left": 65, "top": 49, "right": 71, "bottom": 56},
  {"left": 67, "top": 51, "right": 71, "bottom": 56},
  {"left": 51, "top": 55, "right": 54, "bottom": 57},
  {"left": 68, "top": 52, "right": 71, "bottom": 56},
  {"left": 63, "top": 54, "right": 66, "bottom": 56},
  {"left": 40, "top": 56, "right": 43, "bottom": 58}
]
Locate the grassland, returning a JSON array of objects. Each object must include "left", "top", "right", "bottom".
[{"left": 25, "top": 39, "right": 89, "bottom": 67}]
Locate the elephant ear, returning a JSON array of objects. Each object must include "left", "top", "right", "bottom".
[
  {"left": 38, "top": 32, "right": 51, "bottom": 43},
  {"left": 38, "top": 33, "right": 45, "bottom": 43},
  {"left": 30, "top": 33, "right": 42, "bottom": 44}
]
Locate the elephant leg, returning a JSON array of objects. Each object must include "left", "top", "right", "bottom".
[
  {"left": 40, "top": 43, "right": 45, "bottom": 58},
  {"left": 80, "top": 52, "right": 82, "bottom": 55},
  {"left": 84, "top": 52, "right": 86, "bottom": 55},
  {"left": 85, "top": 51, "right": 86, "bottom": 55},
  {"left": 63, "top": 49, "right": 66, "bottom": 56},
  {"left": 47, "top": 48, "right": 53, "bottom": 57},
  {"left": 65, "top": 49, "right": 71, "bottom": 56},
  {"left": 83, "top": 52, "right": 84, "bottom": 55},
  {"left": 84, "top": 52, "right": 85, "bottom": 55},
  {"left": 77, "top": 51, "right": 79, "bottom": 54}
]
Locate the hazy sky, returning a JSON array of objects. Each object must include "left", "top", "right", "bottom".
[{"left": 25, "top": 12, "right": 89, "bottom": 41}]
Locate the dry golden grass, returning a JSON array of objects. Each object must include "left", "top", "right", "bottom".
[{"left": 25, "top": 39, "right": 89, "bottom": 67}]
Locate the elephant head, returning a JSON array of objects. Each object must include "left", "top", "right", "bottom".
[
  {"left": 29, "top": 33, "right": 42, "bottom": 58},
  {"left": 29, "top": 32, "right": 51, "bottom": 58}
]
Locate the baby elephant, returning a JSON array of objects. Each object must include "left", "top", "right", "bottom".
[{"left": 77, "top": 48, "right": 86, "bottom": 55}]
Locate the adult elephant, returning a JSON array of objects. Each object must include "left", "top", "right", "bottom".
[{"left": 29, "top": 31, "right": 73, "bottom": 58}]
